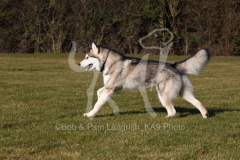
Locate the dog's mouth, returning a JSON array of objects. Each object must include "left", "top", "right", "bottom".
[{"left": 86, "top": 63, "right": 93, "bottom": 71}]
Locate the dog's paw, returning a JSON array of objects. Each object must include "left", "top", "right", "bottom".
[
  {"left": 83, "top": 112, "right": 94, "bottom": 118},
  {"left": 165, "top": 114, "right": 175, "bottom": 118},
  {"left": 165, "top": 112, "right": 176, "bottom": 118},
  {"left": 203, "top": 112, "right": 210, "bottom": 118}
]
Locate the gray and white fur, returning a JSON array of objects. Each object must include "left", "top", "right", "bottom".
[{"left": 79, "top": 43, "right": 210, "bottom": 118}]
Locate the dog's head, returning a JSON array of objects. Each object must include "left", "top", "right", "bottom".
[{"left": 79, "top": 43, "right": 103, "bottom": 72}]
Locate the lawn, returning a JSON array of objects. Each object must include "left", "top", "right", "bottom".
[{"left": 0, "top": 53, "right": 239, "bottom": 159}]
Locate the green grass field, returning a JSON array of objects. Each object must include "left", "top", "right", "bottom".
[{"left": 0, "top": 53, "right": 240, "bottom": 159}]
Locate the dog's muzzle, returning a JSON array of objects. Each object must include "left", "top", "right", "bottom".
[
  {"left": 87, "top": 64, "right": 93, "bottom": 71},
  {"left": 79, "top": 62, "right": 93, "bottom": 71}
]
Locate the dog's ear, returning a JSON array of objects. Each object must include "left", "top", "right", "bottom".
[{"left": 92, "top": 42, "right": 99, "bottom": 55}]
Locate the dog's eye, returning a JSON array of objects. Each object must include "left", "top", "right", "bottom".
[{"left": 86, "top": 57, "right": 89, "bottom": 59}]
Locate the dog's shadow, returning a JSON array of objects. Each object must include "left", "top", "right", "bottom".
[
  {"left": 97, "top": 106, "right": 240, "bottom": 118},
  {"left": 172, "top": 107, "right": 240, "bottom": 118}
]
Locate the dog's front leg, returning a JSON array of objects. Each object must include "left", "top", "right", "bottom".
[
  {"left": 84, "top": 88, "right": 114, "bottom": 118},
  {"left": 97, "top": 87, "right": 104, "bottom": 99}
]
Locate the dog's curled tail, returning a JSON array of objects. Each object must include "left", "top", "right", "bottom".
[{"left": 174, "top": 49, "right": 210, "bottom": 75}]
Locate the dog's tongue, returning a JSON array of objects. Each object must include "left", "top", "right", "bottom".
[{"left": 86, "top": 64, "right": 93, "bottom": 71}]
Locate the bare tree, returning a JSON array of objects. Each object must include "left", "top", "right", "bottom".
[{"left": 0, "top": 0, "right": 239, "bottom": 55}]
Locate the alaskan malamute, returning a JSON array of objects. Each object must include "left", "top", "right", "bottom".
[{"left": 80, "top": 43, "right": 210, "bottom": 118}]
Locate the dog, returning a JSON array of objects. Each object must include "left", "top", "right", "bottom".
[{"left": 79, "top": 42, "right": 210, "bottom": 118}]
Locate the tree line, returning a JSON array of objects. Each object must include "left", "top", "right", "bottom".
[{"left": 0, "top": 0, "right": 240, "bottom": 56}]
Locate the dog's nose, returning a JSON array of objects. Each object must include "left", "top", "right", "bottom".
[{"left": 79, "top": 63, "right": 81, "bottom": 66}]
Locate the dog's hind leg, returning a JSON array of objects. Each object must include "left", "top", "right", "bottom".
[
  {"left": 180, "top": 76, "right": 209, "bottom": 118},
  {"left": 181, "top": 90, "right": 209, "bottom": 118},
  {"left": 159, "top": 95, "right": 176, "bottom": 118},
  {"left": 156, "top": 85, "right": 176, "bottom": 118}
]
